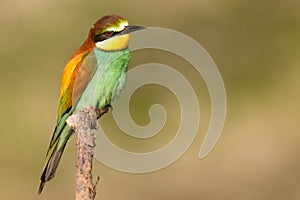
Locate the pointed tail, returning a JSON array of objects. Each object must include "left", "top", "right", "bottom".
[
  {"left": 38, "top": 141, "right": 67, "bottom": 194},
  {"left": 38, "top": 147, "right": 64, "bottom": 194},
  {"left": 38, "top": 124, "right": 73, "bottom": 194}
]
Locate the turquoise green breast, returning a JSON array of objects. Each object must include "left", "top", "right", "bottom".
[{"left": 76, "top": 48, "right": 131, "bottom": 110}]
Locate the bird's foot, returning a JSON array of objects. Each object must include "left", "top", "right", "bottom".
[{"left": 95, "top": 104, "right": 112, "bottom": 119}]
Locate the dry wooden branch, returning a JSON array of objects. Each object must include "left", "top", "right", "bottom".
[{"left": 66, "top": 106, "right": 109, "bottom": 200}]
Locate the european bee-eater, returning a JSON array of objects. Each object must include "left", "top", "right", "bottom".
[{"left": 38, "top": 14, "right": 144, "bottom": 194}]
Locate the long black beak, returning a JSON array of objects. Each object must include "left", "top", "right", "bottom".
[{"left": 120, "top": 25, "right": 145, "bottom": 34}]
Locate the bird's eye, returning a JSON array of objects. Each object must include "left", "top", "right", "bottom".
[
  {"left": 94, "top": 31, "right": 116, "bottom": 42},
  {"left": 105, "top": 31, "right": 114, "bottom": 37}
]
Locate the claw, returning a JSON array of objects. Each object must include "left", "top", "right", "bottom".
[
  {"left": 95, "top": 105, "right": 111, "bottom": 119},
  {"left": 107, "top": 104, "right": 113, "bottom": 111}
]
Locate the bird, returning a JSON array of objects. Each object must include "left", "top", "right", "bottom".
[{"left": 38, "top": 14, "right": 144, "bottom": 194}]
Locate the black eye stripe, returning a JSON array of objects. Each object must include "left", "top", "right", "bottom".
[
  {"left": 93, "top": 31, "right": 119, "bottom": 42},
  {"left": 93, "top": 34, "right": 107, "bottom": 42}
]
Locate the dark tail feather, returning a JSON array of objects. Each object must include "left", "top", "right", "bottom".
[
  {"left": 38, "top": 144, "right": 66, "bottom": 194},
  {"left": 38, "top": 182, "right": 45, "bottom": 194}
]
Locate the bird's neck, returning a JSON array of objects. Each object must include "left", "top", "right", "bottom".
[{"left": 93, "top": 47, "right": 130, "bottom": 67}]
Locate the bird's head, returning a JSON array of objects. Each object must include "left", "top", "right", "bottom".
[{"left": 91, "top": 14, "right": 144, "bottom": 51}]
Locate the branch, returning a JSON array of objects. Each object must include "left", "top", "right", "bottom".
[{"left": 66, "top": 106, "right": 109, "bottom": 200}]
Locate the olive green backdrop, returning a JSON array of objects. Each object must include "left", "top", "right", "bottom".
[{"left": 1, "top": 0, "right": 299, "bottom": 199}]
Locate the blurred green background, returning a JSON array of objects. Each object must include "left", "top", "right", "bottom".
[{"left": 1, "top": 0, "right": 300, "bottom": 199}]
